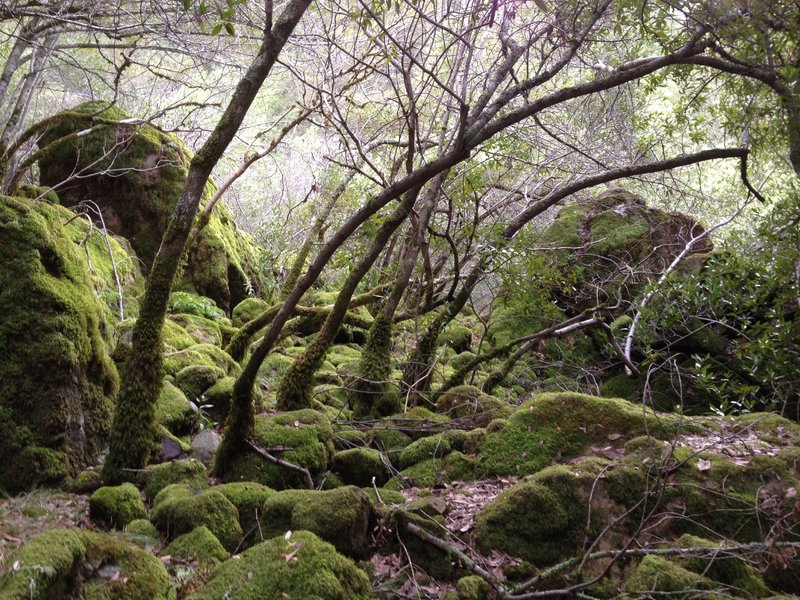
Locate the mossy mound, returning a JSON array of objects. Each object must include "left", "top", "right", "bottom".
[
  {"left": 435, "top": 385, "right": 509, "bottom": 419},
  {"left": 676, "top": 534, "right": 770, "bottom": 596},
  {"left": 70, "top": 470, "right": 103, "bottom": 494},
  {"left": 89, "top": 483, "right": 147, "bottom": 529},
  {"left": 625, "top": 555, "right": 713, "bottom": 597},
  {"left": 166, "top": 312, "right": 223, "bottom": 346},
  {"left": 126, "top": 519, "right": 159, "bottom": 538},
  {"left": 151, "top": 486, "right": 243, "bottom": 551},
  {"left": 162, "top": 526, "right": 228, "bottom": 564},
  {"left": 37, "top": 101, "right": 264, "bottom": 311},
  {"left": 221, "top": 409, "right": 333, "bottom": 490},
  {"left": 0, "top": 196, "right": 121, "bottom": 493},
  {"left": 398, "top": 434, "right": 452, "bottom": 469},
  {"left": 386, "top": 451, "right": 477, "bottom": 490},
  {"left": 144, "top": 459, "right": 207, "bottom": 501},
  {"left": 155, "top": 381, "right": 197, "bottom": 435},
  {"left": 187, "top": 530, "right": 370, "bottom": 600},
  {"left": 232, "top": 297, "right": 269, "bottom": 327},
  {"left": 477, "top": 392, "right": 680, "bottom": 476},
  {"left": 163, "top": 342, "right": 239, "bottom": 378},
  {"left": 215, "top": 482, "right": 276, "bottom": 548},
  {"left": 332, "top": 448, "right": 389, "bottom": 487},
  {"left": 0, "top": 529, "right": 171, "bottom": 599},
  {"left": 260, "top": 486, "right": 374, "bottom": 558},
  {"left": 174, "top": 364, "right": 226, "bottom": 400}
]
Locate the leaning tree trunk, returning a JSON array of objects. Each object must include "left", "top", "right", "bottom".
[
  {"left": 275, "top": 186, "right": 422, "bottom": 411},
  {"left": 101, "top": 0, "right": 312, "bottom": 483}
]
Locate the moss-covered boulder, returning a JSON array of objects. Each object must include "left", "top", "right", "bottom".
[
  {"left": 398, "top": 434, "right": 452, "bottom": 469},
  {"left": 155, "top": 381, "right": 197, "bottom": 435},
  {"left": 221, "top": 409, "right": 333, "bottom": 490},
  {"left": 332, "top": 448, "right": 389, "bottom": 487},
  {"left": 187, "top": 530, "right": 370, "bottom": 599},
  {"left": 163, "top": 342, "right": 239, "bottom": 378},
  {"left": 477, "top": 392, "right": 680, "bottom": 476},
  {"left": 216, "top": 481, "right": 276, "bottom": 547},
  {"left": 162, "top": 526, "right": 228, "bottom": 564},
  {"left": 151, "top": 486, "right": 243, "bottom": 552},
  {"left": 435, "top": 385, "right": 509, "bottom": 419},
  {"left": 127, "top": 518, "right": 159, "bottom": 538},
  {"left": 676, "top": 534, "right": 770, "bottom": 596},
  {"left": 36, "top": 101, "right": 264, "bottom": 311},
  {"left": 385, "top": 451, "right": 477, "bottom": 490},
  {"left": 89, "top": 483, "right": 147, "bottom": 529},
  {"left": 260, "top": 486, "right": 374, "bottom": 558},
  {"left": 143, "top": 459, "right": 208, "bottom": 501},
  {"left": 70, "top": 469, "right": 103, "bottom": 494},
  {"left": 0, "top": 196, "right": 123, "bottom": 493},
  {"left": 625, "top": 555, "right": 713, "bottom": 597},
  {"left": 175, "top": 364, "right": 226, "bottom": 400},
  {"left": 0, "top": 529, "right": 171, "bottom": 599},
  {"left": 167, "top": 311, "right": 223, "bottom": 346},
  {"left": 232, "top": 297, "right": 270, "bottom": 327}
]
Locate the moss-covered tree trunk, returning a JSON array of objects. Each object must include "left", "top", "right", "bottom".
[
  {"left": 275, "top": 186, "right": 422, "bottom": 410},
  {"left": 101, "top": 0, "right": 313, "bottom": 482},
  {"left": 349, "top": 175, "right": 443, "bottom": 418},
  {"left": 402, "top": 260, "right": 485, "bottom": 405}
]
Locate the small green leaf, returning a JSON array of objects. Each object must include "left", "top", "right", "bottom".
[{"left": 211, "top": 23, "right": 223, "bottom": 35}]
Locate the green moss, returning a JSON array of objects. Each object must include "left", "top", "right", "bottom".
[
  {"left": 161, "top": 319, "right": 197, "bottom": 352},
  {"left": 144, "top": 459, "right": 207, "bottom": 501},
  {"left": 232, "top": 297, "right": 269, "bottom": 327},
  {"left": 0, "top": 196, "right": 119, "bottom": 493},
  {"left": 676, "top": 534, "right": 769, "bottom": 596},
  {"left": 167, "top": 292, "right": 225, "bottom": 323},
  {"left": 399, "top": 435, "right": 452, "bottom": 469},
  {"left": 151, "top": 487, "right": 242, "bottom": 551},
  {"left": 89, "top": 483, "right": 147, "bottom": 529},
  {"left": 167, "top": 312, "right": 223, "bottom": 346},
  {"left": 174, "top": 364, "right": 225, "bottom": 400},
  {"left": 332, "top": 448, "right": 389, "bottom": 486},
  {"left": 220, "top": 409, "right": 332, "bottom": 490},
  {"left": 71, "top": 470, "right": 103, "bottom": 493},
  {"left": 332, "top": 428, "right": 368, "bottom": 449},
  {"left": 386, "top": 452, "right": 477, "bottom": 490},
  {"left": 187, "top": 530, "right": 370, "bottom": 599},
  {"left": 455, "top": 575, "right": 490, "bottom": 599},
  {"left": 163, "top": 526, "right": 228, "bottom": 564},
  {"left": 163, "top": 343, "right": 239, "bottom": 377},
  {"left": 392, "top": 509, "right": 456, "bottom": 580},
  {"left": 435, "top": 385, "right": 510, "bottom": 419},
  {"left": 478, "top": 392, "right": 681, "bottom": 476},
  {"left": 215, "top": 482, "right": 276, "bottom": 547},
  {"left": 625, "top": 555, "right": 712, "bottom": 597},
  {"left": 0, "top": 529, "right": 171, "bottom": 599},
  {"left": 256, "top": 352, "right": 295, "bottom": 390},
  {"left": 126, "top": 519, "right": 159, "bottom": 538},
  {"left": 260, "top": 486, "right": 373, "bottom": 558},
  {"left": 155, "top": 381, "right": 197, "bottom": 434}
]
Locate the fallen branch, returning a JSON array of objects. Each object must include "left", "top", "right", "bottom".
[{"left": 246, "top": 437, "right": 314, "bottom": 489}]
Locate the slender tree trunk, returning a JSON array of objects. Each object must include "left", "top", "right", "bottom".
[{"left": 102, "top": 0, "right": 312, "bottom": 482}]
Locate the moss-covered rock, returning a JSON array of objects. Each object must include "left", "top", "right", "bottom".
[
  {"left": 455, "top": 575, "right": 491, "bottom": 599},
  {"left": 174, "top": 364, "right": 226, "bottom": 400},
  {"left": 70, "top": 469, "right": 103, "bottom": 494},
  {"left": 221, "top": 409, "right": 333, "bottom": 490},
  {"left": 155, "top": 381, "right": 197, "bottom": 435},
  {"left": 162, "top": 526, "right": 228, "bottom": 564},
  {"left": 151, "top": 486, "right": 243, "bottom": 551},
  {"left": 676, "top": 534, "right": 770, "bottom": 596},
  {"left": 0, "top": 529, "right": 171, "bottom": 599},
  {"left": 398, "top": 435, "right": 452, "bottom": 469},
  {"left": 435, "top": 385, "right": 510, "bottom": 419},
  {"left": 386, "top": 451, "right": 477, "bottom": 490},
  {"left": 260, "top": 486, "right": 374, "bottom": 558},
  {"left": 477, "top": 392, "right": 680, "bottom": 476},
  {"left": 187, "top": 530, "right": 370, "bottom": 599},
  {"left": 0, "top": 196, "right": 122, "bottom": 493},
  {"left": 126, "top": 519, "right": 159, "bottom": 538},
  {"left": 144, "top": 459, "right": 207, "bottom": 501},
  {"left": 232, "top": 297, "right": 269, "bottom": 327},
  {"left": 89, "top": 483, "right": 147, "bottom": 529},
  {"left": 625, "top": 555, "right": 713, "bottom": 597},
  {"left": 332, "top": 447, "right": 389, "bottom": 487},
  {"left": 215, "top": 481, "right": 276, "bottom": 547},
  {"left": 167, "top": 311, "right": 223, "bottom": 346},
  {"left": 37, "top": 101, "right": 264, "bottom": 311},
  {"left": 163, "top": 343, "right": 239, "bottom": 378}
]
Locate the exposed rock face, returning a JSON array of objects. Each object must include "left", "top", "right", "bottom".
[
  {"left": 0, "top": 196, "right": 122, "bottom": 493},
  {"left": 37, "top": 101, "right": 264, "bottom": 311}
]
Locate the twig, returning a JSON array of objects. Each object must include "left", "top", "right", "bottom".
[{"left": 246, "top": 438, "right": 314, "bottom": 489}]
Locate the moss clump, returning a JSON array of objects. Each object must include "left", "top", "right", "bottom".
[
  {"left": 386, "top": 452, "right": 477, "bottom": 490},
  {"left": 155, "top": 381, "right": 197, "bottom": 435},
  {"left": 161, "top": 318, "right": 197, "bottom": 352},
  {"left": 332, "top": 448, "right": 389, "bottom": 487},
  {"left": 144, "top": 459, "right": 207, "bottom": 501},
  {"left": 163, "top": 343, "right": 239, "bottom": 378},
  {"left": 436, "top": 385, "right": 509, "bottom": 419},
  {"left": 70, "top": 470, "right": 103, "bottom": 494},
  {"left": 167, "top": 311, "right": 223, "bottom": 346},
  {"left": 439, "top": 323, "right": 473, "bottom": 353},
  {"left": 455, "top": 575, "right": 490, "bottom": 599},
  {"left": 126, "top": 519, "right": 159, "bottom": 538},
  {"left": 478, "top": 392, "right": 680, "bottom": 476},
  {"left": 151, "top": 487, "right": 242, "bottom": 552},
  {"left": 220, "top": 409, "right": 333, "bottom": 490},
  {"left": 187, "top": 530, "right": 370, "bottom": 600},
  {"left": 175, "top": 364, "right": 226, "bottom": 400},
  {"left": 625, "top": 555, "right": 712, "bottom": 596},
  {"left": 162, "top": 526, "right": 228, "bottom": 564},
  {"left": 0, "top": 529, "right": 171, "bottom": 599},
  {"left": 215, "top": 482, "right": 276, "bottom": 547},
  {"left": 0, "top": 196, "right": 120, "bottom": 493},
  {"left": 89, "top": 483, "right": 147, "bottom": 529},
  {"left": 676, "top": 534, "right": 770, "bottom": 596},
  {"left": 398, "top": 435, "right": 452, "bottom": 469},
  {"left": 232, "top": 297, "right": 269, "bottom": 327},
  {"left": 260, "top": 486, "right": 374, "bottom": 558}
]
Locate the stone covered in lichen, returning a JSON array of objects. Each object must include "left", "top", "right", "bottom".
[
  {"left": 36, "top": 101, "right": 264, "bottom": 311},
  {"left": 0, "top": 528, "right": 171, "bottom": 599},
  {"left": 260, "top": 486, "right": 374, "bottom": 558},
  {"left": 0, "top": 196, "right": 122, "bottom": 493},
  {"left": 187, "top": 530, "right": 371, "bottom": 600},
  {"left": 89, "top": 483, "right": 147, "bottom": 529}
]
